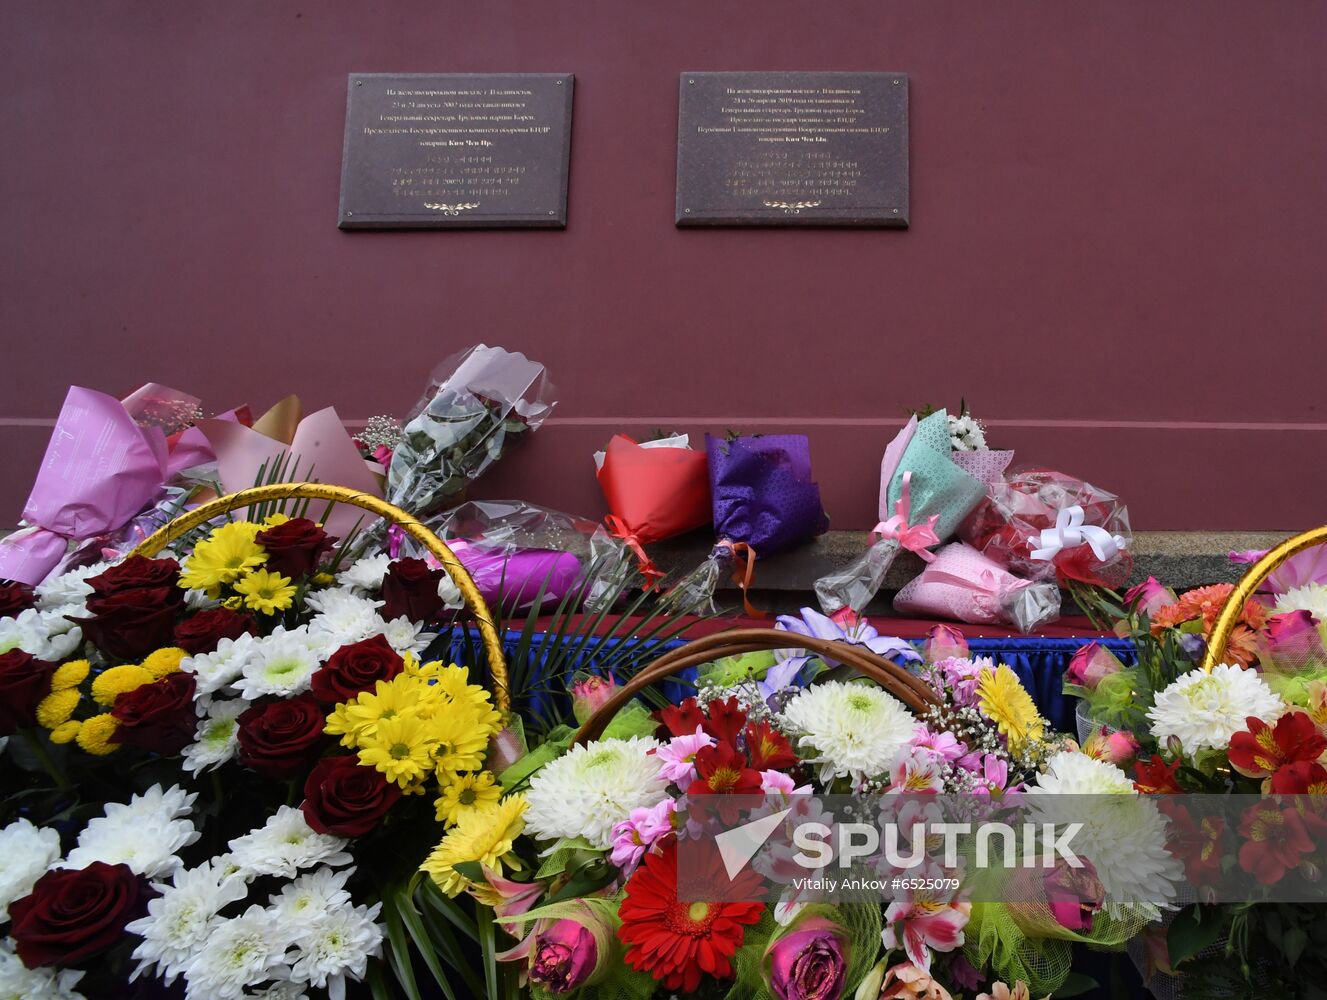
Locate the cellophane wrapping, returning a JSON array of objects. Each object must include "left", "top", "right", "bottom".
[
  {"left": 386, "top": 345, "right": 555, "bottom": 517},
  {"left": 893, "top": 542, "right": 1061, "bottom": 633},
  {"left": 960, "top": 467, "right": 1133, "bottom": 588},
  {"left": 422, "top": 500, "right": 636, "bottom": 613}
]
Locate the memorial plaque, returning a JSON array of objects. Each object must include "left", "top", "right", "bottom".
[
  {"left": 338, "top": 73, "right": 574, "bottom": 229},
  {"left": 675, "top": 72, "right": 908, "bottom": 227}
]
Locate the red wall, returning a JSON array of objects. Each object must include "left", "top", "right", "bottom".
[{"left": 3, "top": 1, "right": 1326, "bottom": 531}]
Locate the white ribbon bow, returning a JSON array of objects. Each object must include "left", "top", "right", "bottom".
[{"left": 1028, "top": 505, "right": 1128, "bottom": 563}]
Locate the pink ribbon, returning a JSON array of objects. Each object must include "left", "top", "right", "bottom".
[{"left": 871, "top": 471, "right": 940, "bottom": 562}]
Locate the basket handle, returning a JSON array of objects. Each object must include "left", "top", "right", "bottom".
[
  {"left": 1202, "top": 526, "right": 1327, "bottom": 672},
  {"left": 573, "top": 627, "right": 940, "bottom": 745},
  {"left": 127, "top": 482, "right": 510, "bottom": 714}
]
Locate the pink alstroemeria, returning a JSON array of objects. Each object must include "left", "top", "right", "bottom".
[
  {"left": 653, "top": 726, "right": 715, "bottom": 787},
  {"left": 910, "top": 723, "right": 965, "bottom": 763},
  {"left": 609, "top": 798, "right": 675, "bottom": 871},
  {"left": 486, "top": 867, "right": 546, "bottom": 968},
  {"left": 970, "top": 754, "right": 1017, "bottom": 797},
  {"left": 882, "top": 878, "right": 971, "bottom": 972},
  {"left": 888, "top": 750, "right": 945, "bottom": 794}
]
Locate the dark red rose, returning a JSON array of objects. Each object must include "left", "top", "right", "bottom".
[
  {"left": 75, "top": 586, "right": 180, "bottom": 660},
  {"left": 237, "top": 693, "right": 327, "bottom": 778},
  {"left": 0, "top": 650, "right": 58, "bottom": 736},
  {"left": 110, "top": 672, "right": 197, "bottom": 755},
  {"left": 379, "top": 557, "right": 445, "bottom": 623},
  {"left": 311, "top": 634, "right": 404, "bottom": 704},
  {"left": 254, "top": 518, "right": 336, "bottom": 579},
  {"left": 86, "top": 556, "right": 182, "bottom": 597},
  {"left": 9, "top": 861, "right": 148, "bottom": 967},
  {"left": 302, "top": 754, "right": 402, "bottom": 837},
  {"left": 0, "top": 581, "right": 36, "bottom": 617},
  {"left": 172, "top": 608, "right": 257, "bottom": 655}
]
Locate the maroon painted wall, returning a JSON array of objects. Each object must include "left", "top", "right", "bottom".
[{"left": 3, "top": 1, "right": 1326, "bottom": 531}]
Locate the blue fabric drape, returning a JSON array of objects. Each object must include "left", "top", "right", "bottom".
[{"left": 449, "top": 628, "right": 1135, "bottom": 733}]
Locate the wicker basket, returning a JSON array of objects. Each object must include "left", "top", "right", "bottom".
[
  {"left": 573, "top": 627, "right": 940, "bottom": 744},
  {"left": 127, "top": 482, "right": 510, "bottom": 714},
  {"left": 1202, "top": 525, "right": 1327, "bottom": 671}
]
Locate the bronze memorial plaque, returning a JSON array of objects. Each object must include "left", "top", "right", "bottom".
[
  {"left": 675, "top": 71, "right": 908, "bottom": 227},
  {"left": 338, "top": 73, "right": 574, "bottom": 229}
]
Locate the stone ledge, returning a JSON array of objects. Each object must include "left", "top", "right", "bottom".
[{"left": 645, "top": 530, "right": 1290, "bottom": 611}]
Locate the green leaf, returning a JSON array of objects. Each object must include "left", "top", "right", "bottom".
[
  {"left": 393, "top": 884, "right": 458, "bottom": 1000},
  {"left": 478, "top": 906, "right": 501, "bottom": 1000},
  {"left": 1282, "top": 925, "right": 1309, "bottom": 966},
  {"left": 1169, "top": 904, "right": 1226, "bottom": 967},
  {"left": 1051, "top": 973, "right": 1099, "bottom": 997},
  {"left": 381, "top": 888, "right": 424, "bottom": 1000}
]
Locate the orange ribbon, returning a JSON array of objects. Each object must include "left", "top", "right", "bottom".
[
  {"left": 716, "top": 540, "right": 766, "bottom": 618},
  {"left": 604, "top": 515, "right": 666, "bottom": 590}
]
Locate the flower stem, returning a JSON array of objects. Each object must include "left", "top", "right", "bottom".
[{"left": 21, "top": 728, "right": 72, "bottom": 793}]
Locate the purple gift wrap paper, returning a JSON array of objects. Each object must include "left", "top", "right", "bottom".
[
  {"left": 450, "top": 540, "right": 584, "bottom": 610},
  {"left": 705, "top": 434, "right": 829, "bottom": 558}
]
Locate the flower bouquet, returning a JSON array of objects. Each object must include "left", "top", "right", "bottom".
[
  {"left": 671, "top": 434, "right": 829, "bottom": 616},
  {"left": 594, "top": 433, "right": 712, "bottom": 587},
  {"left": 386, "top": 344, "right": 555, "bottom": 518},
  {"left": 423, "top": 499, "right": 639, "bottom": 613},
  {"left": 960, "top": 468, "right": 1132, "bottom": 593},
  {"left": 814, "top": 410, "right": 988, "bottom": 617},
  {"left": 0, "top": 488, "right": 518, "bottom": 999},
  {"left": 892, "top": 543, "right": 1061, "bottom": 634},
  {"left": 418, "top": 612, "right": 1171, "bottom": 999}
]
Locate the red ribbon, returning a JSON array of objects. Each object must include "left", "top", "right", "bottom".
[{"left": 604, "top": 515, "right": 666, "bottom": 590}]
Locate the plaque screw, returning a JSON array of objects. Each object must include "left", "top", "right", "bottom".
[
  {"left": 688, "top": 79, "right": 695, "bottom": 85},
  {"left": 346, "top": 211, "right": 353, "bottom": 216},
  {"left": 684, "top": 208, "right": 691, "bottom": 213},
  {"left": 556, "top": 80, "right": 562, "bottom": 85},
  {"left": 893, "top": 79, "right": 900, "bottom": 85},
  {"left": 548, "top": 211, "right": 555, "bottom": 215},
  {"left": 356, "top": 81, "right": 363, "bottom": 87},
  {"left": 892, "top": 208, "right": 899, "bottom": 214}
]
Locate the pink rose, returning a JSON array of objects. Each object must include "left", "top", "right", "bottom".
[
  {"left": 1123, "top": 576, "right": 1177, "bottom": 618},
  {"left": 530, "top": 919, "right": 599, "bottom": 993},
  {"left": 1065, "top": 642, "right": 1125, "bottom": 690},
  {"left": 765, "top": 916, "right": 848, "bottom": 1000},
  {"left": 1265, "top": 610, "right": 1325, "bottom": 663},
  {"left": 922, "top": 624, "right": 969, "bottom": 665},
  {"left": 570, "top": 674, "right": 618, "bottom": 725},
  {"left": 1081, "top": 726, "right": 1140, "bottom": 768}
]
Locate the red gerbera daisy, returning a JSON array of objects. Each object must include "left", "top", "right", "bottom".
[{"left": 618, "top": 841, "right": 765, "bottom": 993}]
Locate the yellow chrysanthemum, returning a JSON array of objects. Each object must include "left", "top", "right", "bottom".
[
  {"left": 976, "top": 664, "right": 1045, "bottom": 752},
  {"left": 325, "top": 678, "right": 426, "bottom": 747},
  {"left": 178, "top": 521, "right": 267, "bottom": 591},
  {"left": 311, "top": 572, "right": 335, "bottom": 587},
  {"left": 357, "top": 714, "right": 440, "bottom": 788},
  {"left": 421, "top": 795, "right": 527, "bottom": 896},
  {"left": 90, "top": 664, "right": 155, "bottom": 707},
  {"left": 262, "top": 513, "right": 291, "bottom": 527},
  {"left": 428, "top": 707, "right": 498, "bottom": 776},
  {"left": 49, "top": 720, "right": 81, "bottom": 745},
  {"left": 435, "top": 771, "right": 501, "bottom": 827},
  {"left": 233, "top": 568, "right": 297, "bottom": 615},
  {"left": 51, "top": 659, "right": 91, "bottom": 691},
  {"left": 36, "top": 689, "right": 81, "bottom": 730},
  {"left": 142, "top": 647, "right": 187, "bottom": 679},
  {"left": 76, "top": 713, "right": 120, "bottom": 755}
]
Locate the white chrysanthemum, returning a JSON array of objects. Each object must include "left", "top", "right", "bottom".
[
  {"left": 0, "top": 940, "right": 86, "bottom": 1000},
  {"left": 0, "top": 818, "right": 61, "bottom": 921},
  {"left": 947, "top": 413, "right": 988, "bottom": 452},
  {"left": 125, "top": 860, "right": 251, "bottom": 984},
  {"left": 183, "top": 588, "right": 222, "bottom": 611},
  {"left": 1028, "top": 769, "right": 1182, "bottom": 914},
  {"left": 244, "top": 984, "right": 310, "bottom": 1000},
  {"left": 377, "top": 616, "right": 431, "bottom": 655},
  {"left": 228, "top": 807, "right": 352, "bottom": 879},
  {"left": 525, "top": 737, "right": 669, "bottom": 850},
  {"left": 306, "top": 590, "right": 386, "bottom": 648},
  {"left": 1148, "top": 664, "right": 1283, "bottom": 754},
  {"left": 181, "top": 904, "right": 291, "bottom": 1000},
  {"left": 1029, "top": 750, "right": 1136, "bottom": 796},
  {"left": 0, "top": 608, "right": 83, "bottom": 661},
  {"left": 65, "top": 784, "right": 199, "bottom": 878},
  {"left": 287, "top": 902, "right": 383, "bottom": 999},
  {"left": 183, "top": 699, "right": 249, "bottom": 774},
  {"left": 184, "top": 633, "right": 258, "bottom": 697},
  {"left": 35, "top": 562, "right": 105, "bottom": 611},
  {"left": 1275, "top": 584, "right": 1327, "bottom": 623},
  {"left": 779, "top": 681, "right": 914, "bottom": 783},
  {"left": 265, "top": 867, "right": 353, "bottom": 926},
  {"left": 234, "top": 629, "right": 322, "bottom": 700},
  {"left": 335, "top": 554, "right": 391, "bottom": 593}
]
